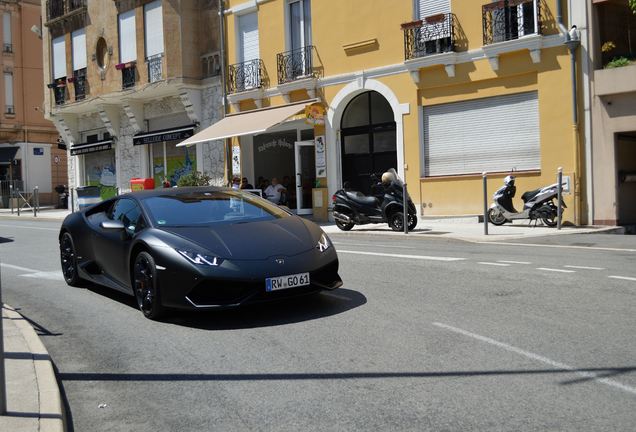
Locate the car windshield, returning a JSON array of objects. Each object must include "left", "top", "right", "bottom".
[{"left": 141, "top": 190, "right": 290, "bottom": 227}]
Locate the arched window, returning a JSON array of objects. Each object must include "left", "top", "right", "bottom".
[{"left": 340, "top": 91, "right": 396, "bottom": 194}]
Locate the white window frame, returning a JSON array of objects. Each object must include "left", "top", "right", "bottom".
[{"left": 284, "top": 0, "right": 311, "bottom": 51}]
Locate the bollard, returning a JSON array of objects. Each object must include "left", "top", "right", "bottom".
[
  {"left": 9, "top": 185, "right": 13, "bottom": 214},
  {"left": 482, "top": 172, "right": 489, "bottom": 236},
  {"left": 557, "top": 167, "right": 563, "bottom": 230},
  {"left": 70, "top": 188, "right": 74, "bottom": 213},
  {"left": 403, "top": 183, "right": 409, "bottom": 234},
  {"left": 0, "top": 264, "right": 7, "bottom": 415},
  {"left": 33, "top": 187, "right": 38, "bottom": 217}
]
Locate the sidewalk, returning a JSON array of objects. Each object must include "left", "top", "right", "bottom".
[
  {"left": 0, "top": 207, "right": 70, "bottom": 222},
  {"left": 0, "top": 305, "right": 65, "bottom": 432}
]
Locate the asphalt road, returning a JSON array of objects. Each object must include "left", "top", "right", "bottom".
[{"left": 1, "top": 220, "right": 635, "bottom": 431}]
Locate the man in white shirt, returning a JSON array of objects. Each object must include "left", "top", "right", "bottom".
[{"left": 264, "top": 177, "right": 286, "bottom": 204}]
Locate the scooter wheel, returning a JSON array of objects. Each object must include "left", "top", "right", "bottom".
[
  {"left": 389, "top": 212, "right": 405, "bottom": 232},
  {"left": 408, "top": 214, "right": 418, "bottom": 231},
  {"left": 542, "top": 216, "right": 558, "bottom": 227},
  {"left": 488, "top": 208, "right": 507, "bottom": 226},
  {"left": 336, "top": 220, "right": 355, "bottom": 231}
]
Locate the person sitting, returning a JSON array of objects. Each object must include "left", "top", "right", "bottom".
[
  {"left": 240, "top": 177, "right": 253, "bottom": 189},
  {"left": 264, "top": 177, "right": 286, "bottom": 204}
]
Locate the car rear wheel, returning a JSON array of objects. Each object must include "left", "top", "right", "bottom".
[
  {"left": 60, "top": 232, "right": 82, "bottom": 287},
  {"left": 133, "top": 251, "right": 165, "bottom": 320}
]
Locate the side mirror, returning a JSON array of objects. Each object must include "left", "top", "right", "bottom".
[{"left": 100, "top": 220, "right": 125, "bottom": 230}]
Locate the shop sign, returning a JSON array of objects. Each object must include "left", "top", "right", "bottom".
[
  {"left": 33, "top": 147, "right": 44, "bottom": 156},
  {"left": 305, "top": 103, "right": 326, "bottom": 126},
  {"left": 257, "top": 139, "right": 293, "bottom": 153},
  {"left": 232, "top": 145, "right": 241, "bottom": 175},
  {"left": 70, "top": 140, "right": 113, "bottom": 156},
  {"left": 133, "top": 125, "right": 195, "bottom": 146},
  {"left": 315, "top": 135, "right": 327, "bottom": 178}
]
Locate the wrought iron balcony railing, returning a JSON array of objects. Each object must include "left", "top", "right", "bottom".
[
  {"left": 277, "top": 45, "right": 315, "bottom": 85},
  {"left": 68, "top": 0, "right": 86, "bottom": 12},
  {"left": 227, "top": 59, "right": 265, "bottom": 94},
  {"left": 5, "top": 105, "right": 14, "bottom": 115},
  {"left": 73, "top": 68, "right": 87, "bottom": 101},
  {"left": 122, "top": 66, "right": 136, "bottom": 90},
  {"left": 51, "top": 80, "right": 66, "bottom": 106},
  {"left": 403, "top": 14, "right": 456, "bottom": 61},
  {"left": 46, "top": 0, "right": 87, "bottom": 23},
  {"left": 147, "top": 54, "right": 163, "bottom": 83},
  {"left": 482, "top": 0, "right": 541, "bottom": 46}
]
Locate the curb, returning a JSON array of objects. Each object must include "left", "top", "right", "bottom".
[
  {"left": 4, "top": 305, "right": 65, "bottom": 432},
  {"left": 0, "top": 215, "right": 66, "bottom": 222}
]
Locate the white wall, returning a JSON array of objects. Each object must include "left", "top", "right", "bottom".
[{"left": 24, "top": 143, "right": 53, "bottom": 193}]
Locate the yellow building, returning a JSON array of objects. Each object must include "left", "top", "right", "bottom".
[{"left": 185, "top": 0, "right": 583, "bottom": 224}]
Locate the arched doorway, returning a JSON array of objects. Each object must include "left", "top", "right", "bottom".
[{"left": 340, "top": 91, "right": 397, "bottom": 194}]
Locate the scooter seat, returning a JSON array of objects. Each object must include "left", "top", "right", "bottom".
[
  {"left": 345, "top": 191, "right": 378, "bottom": 206},
  {"left": 521, "top": 188, "right": 542, "bottom": 202}
]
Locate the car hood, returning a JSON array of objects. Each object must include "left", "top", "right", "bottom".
[{"left": 159, "top": 217, "right": 317, "bottom": 260}]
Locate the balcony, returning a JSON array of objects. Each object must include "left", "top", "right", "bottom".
[
  {"left": 5, "top": 105, "right": 14, "bottom": 115},
  {"left": 121, "top": 65, "right": 136, "bottom": 90},
  {"left": 72, "top": 68, "right": 87, "bottom": 101},
  {"left": 45, "top": 0, "right": 87, "bottom": 26},
  {"left": 403, "top": 14, "right": 455, "bottom": 61},
  {"left": 277, "top": 45, "right": 315, "bottom": 85},
  {"left": 482, "top": 0, "right": 541, "bottom": 46},
  {"left": 201, "top": 51, "right": 221, "bottom": 78},
  {"left": 147, "top": 54, "right": 163, "bottom": 83},
  {"left": 3, "top": 43, "right": 12, "bottom": 54},
  {"left": 227, "top": 59, "right": 265, "bottom": 94},
  {"left": 48, "top": 78, "right": 67, "bottom": 106}
]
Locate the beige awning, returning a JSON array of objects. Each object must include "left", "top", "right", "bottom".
[{"left": 177, "top": 99, "right": 317, "bottom": 147}]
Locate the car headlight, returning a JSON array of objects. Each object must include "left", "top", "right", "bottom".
[
  {"left": 177, "top": 250, "right": 223, "bottom": 266},
  {"left": 317, "top": 233, "right": 331, "bottom": 253}
]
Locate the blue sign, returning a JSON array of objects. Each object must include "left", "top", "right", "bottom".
[{"left": 33, "top": 147, "right": 44, "bottom": 156}]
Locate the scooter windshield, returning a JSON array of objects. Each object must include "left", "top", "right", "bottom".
[{"left": 387, "top": 168, "right": 404, "bottom": 187}]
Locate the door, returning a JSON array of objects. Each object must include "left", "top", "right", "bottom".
[
  {"left": 294, "top": 141, "right": 315, "bottom": 215},
  {"left": 288, "top": 0, "right": 311, "bottom": 77}
]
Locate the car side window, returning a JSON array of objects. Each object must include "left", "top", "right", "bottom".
[{"left": 109, "top": 199, "right": 146, "bottom": 234}]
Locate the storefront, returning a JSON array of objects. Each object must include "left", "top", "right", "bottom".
[{"left": 71, "top": 134, "right": 116, "bottom": 200}]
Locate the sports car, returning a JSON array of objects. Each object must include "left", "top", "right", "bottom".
[{"left": 59, "top": 187, "right": 342, "bottom": 320}]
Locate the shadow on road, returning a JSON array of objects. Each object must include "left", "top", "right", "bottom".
[
  {"left": 0, "top": 236, "right": 14, "bottom": 243},
  {"left": 164, "top": 288, "right": 367, "bottom": 330}
]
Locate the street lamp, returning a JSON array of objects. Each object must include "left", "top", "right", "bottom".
[{"left": 564, "top": 25, "right": 581, "bottom": 225}]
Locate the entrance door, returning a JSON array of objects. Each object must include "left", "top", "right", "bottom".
[{"left": 294, "top": 140, "right": 315, "bottom": 215}]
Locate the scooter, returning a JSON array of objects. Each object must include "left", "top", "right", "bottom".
[
  {"left": 488, "top": 175, "right": 566, "bottom": 227},
  {"left": 332, "top": 169, "right": 418, "bottom": 232}
]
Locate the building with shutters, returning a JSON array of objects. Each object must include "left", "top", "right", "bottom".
[
  {"left": 0, "top": 0, "right": 66, "bottom": 207},
  {"left": 41, "top": 0, "right": 225, "bottom": 201},
  {"left": 185, "top": 0, "right": 587, "bottom": 223}
]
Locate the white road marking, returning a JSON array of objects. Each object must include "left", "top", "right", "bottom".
[
  {"left": 433, "top": 322, "right": 636, "bottom": 396},
  {"left": 1, "top": 263, "right": 42, "bottom": 273},
  {"left": 321, "top": 292, "right": 351, "bottom": 301},
  {"left": 498, "top": 260, "right": 531, "bottom": 265},
  {"left": 338, "top": 250, "right": 465, "bottom": 262},
  {"left": 0, "top": 223, "right": 59, "bottom": 232},
  {"left": 478, "top": 262, "right": 510, "bottom": 267},
  {"left": 536, "top": 267, "right": 576, "bottom": 273},
  {"left": 478, "top": 241, "right": 636, "bottom": 253},
  {"left": 609, "top": 276, "right": 636, "bottom": 282},
  {"left": 333, "top": 242, "right": 416, "bottom": 250},
  {"left": 21, "top": 271, "right": 64, "bottom": 281},
  {"left": 564, "top": 265, "right": 605, "bottom": 271}
]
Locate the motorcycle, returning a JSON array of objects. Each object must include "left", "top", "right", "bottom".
[
  {"left": 332, "top": 168, "right": 418, "bottom": 232},
  {"left": 488, "top": 175, "right": 565, "bottom": 227}
]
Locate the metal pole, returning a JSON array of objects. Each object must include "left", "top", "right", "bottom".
[
  {"left": 557, "top": 167, "right": 563, "bottom": 230},
  {"left": 33, "top": 187, "right": 38, "bottom": 217},
  {"left": 0, "top": 264, "right": 7, "bottom": 415},
  {"left": 70, "top": 187, "right": 74, "bottom": 213},
  {"left": 9, "top": 185, "right": 12, "bottom": 214},
  {"left": 402, "top": 182, "right": 408, "bottom": 234},
  {"left": 483, "top": 172, "right": 489, "bottom": 236}
]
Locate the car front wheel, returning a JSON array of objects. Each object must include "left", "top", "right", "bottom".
[
  {"left": 133, "top": 251, "right": 165, "bottom": 320},
  {"left": 60, "top": 232, "right": 82, "bottom": 287}
]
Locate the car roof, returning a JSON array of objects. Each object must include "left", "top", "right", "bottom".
[{"left": 120, "top": 186, "right": 229, "bottom": 200}]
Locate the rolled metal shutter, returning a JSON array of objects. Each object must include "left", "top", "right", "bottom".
[
  {"left": 423, "top": 91, "right": 540, "bottom": 177},
  {"left": 52, "top": 36, "right": 66, "bottom": 79},
  {"left": 144, "top": 0, "right": 164, "bottom": 57},
  {"left": 118, "top": 10, "right": 136, "bottom": 63},
  {"left": 418, "top": 0, "right": 451, "bottom": 19},
  {"left": 238, "top": 12, "right": 259, "bottom": 62},
  {"left": 72, "top": 28, "right": 86, "bottom": 71}
]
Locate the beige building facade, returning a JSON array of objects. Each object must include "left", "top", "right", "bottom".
[
  {"left": 0, "top": 0, "right": 66, "bottom": 207},
  {"left": 42, "top": 0, "right": 225, "bottom": 201}
]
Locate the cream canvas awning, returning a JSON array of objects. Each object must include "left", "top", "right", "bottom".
[{"left": 177, "top": 100, "right": 317, "bottom": 147}]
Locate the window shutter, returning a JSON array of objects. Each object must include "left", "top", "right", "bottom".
[
  {"left": 72, "top": 28, "right": 87, "bottom": 71},
  {"left": 4, "top": 73, "right": 13, "bottom": 107},
  {"left": 423, "top": 92, "right": 540, "bottom": 177},
  {"left": 3, "top": 13, "right": 10, "bottom": 45},
  {"left": 238, "top": 12, "right": 259, "bottom": 62},
  {"left": 418, "top": 0, "right": 451, "bottom": 19},
  {"left": 119, "top": 10, "right": 137, "bottom": 63},
  {"left": 144, "top": 0, "right": 164, "bottom": 57},
  {"left": 52, "top": 36, "right": 66, "bottom": 79}
]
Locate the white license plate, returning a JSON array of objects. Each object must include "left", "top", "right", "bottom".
[{"left": 266, "top": 272, "right": 310, "bottom": 292}]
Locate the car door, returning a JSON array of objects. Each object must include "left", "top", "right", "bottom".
[{"left": 95, "top": 198, "right": 146, "bottom": 288}]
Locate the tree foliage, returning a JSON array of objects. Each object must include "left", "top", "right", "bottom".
[
  {"left": 631, "top": 0, "right": 636, "bottom": 14},
  {"left": 176, "top": 171, "right": 213, "bottom": 187}
]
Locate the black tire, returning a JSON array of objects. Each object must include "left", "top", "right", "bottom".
[
  {"left": 408, "top": 214, "right": 418, "bottom": 231},
  {"left": 133, "top": 251, "right": 166, "bottom": 320},
  {"left": 60, "top": 232, "right": 82, "bottom": 287},
  {"left": 389, "top": 212, "right": 405, "bottom": 232},
  {"left": 488, "top": 208, "right": 507, "bottom": 226},
  {"left": 335, "top": 219, "right": 354, "bottom": 231},
  {"left": 542, "top": 216, "right": 558, "bottom": 227}
]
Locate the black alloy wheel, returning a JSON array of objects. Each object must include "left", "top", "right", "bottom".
[
  {"left": 60, "top": 232, "right": 81, "bottom": 286},
  {"left": 542, "top": 216, "right": 558, "bottom": 227},
  {"left": 133, "top": 251, "right": 165, "bottom": 320},
  {"left": 336, "top": 219, "right": 355, "bottom": 231},
  {"left": 408, "top": 214, "right": 418, "bottom": 231},
  {"left": 389, "top": 212, "right": 405, "bottom": 232}
]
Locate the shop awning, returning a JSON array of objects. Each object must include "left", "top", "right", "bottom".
[
  {"left": 0, "top": 147, "right": 19, "bottom": 163},
  {"left": 70, "top": 140, "right": 113, "bottom": 156},
  {"left": 177, "top": 100, "right": 317, "bottom": 147},
  {"left": 133, "top": 124, "right": 196, "bottom": 146}
]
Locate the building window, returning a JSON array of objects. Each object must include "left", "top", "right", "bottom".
[
  {"left": 3, "top": 12, "right": 11, "bottom": 53},
  {"left": 288, "top": 0, "right": 311, "bottom": 51},
  {"left": 417, "top": 0, "right": 451, "bottom": 19},
  {"left": 4, "top": 72, "right": 13, "bottom": 114},
  {"left": 149, "top": 142, "right": 196, "bottom": 188},
  {"left": 118, "top": 9, "right": 137, "bottom": 64},
  {"left": 51, "top": 35, "right": 67, "bottom": 105},
  {"left": 144, "top": 0, "right": 164, "bottom": 83},
  {"left": 72, "top": 28, "right": 87, "bottom": 100}
]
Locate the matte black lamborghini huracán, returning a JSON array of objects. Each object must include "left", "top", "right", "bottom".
[{"left": 59, "top": 187, "right": 342, "bottom": 320}]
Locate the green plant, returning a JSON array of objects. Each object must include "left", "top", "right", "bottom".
[
  {"left": 176, "top": 171, "right": 212, "bottom": 187},
  {"left": 601, "top": 41, "right": 616, "bottom": 53},
  {"left": 605, "top": 57, "right": 631, "bottom": 68},
  {"left": 630, "top": 0, "right": 636, "bottom": 14}
]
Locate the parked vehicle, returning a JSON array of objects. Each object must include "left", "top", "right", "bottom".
[
  {"left": 59, "top": 187, "right": 342, "bottom": 320},
  {"left": 332, "top": 168, "right": 417, "bottom": 232},
  {"left": 488, "top": 175, "right": 565, "bottom": 227}
]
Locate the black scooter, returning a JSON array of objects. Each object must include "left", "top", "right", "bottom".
[{"left": 332, "top": 169, "right": 418, "bottom": 232}]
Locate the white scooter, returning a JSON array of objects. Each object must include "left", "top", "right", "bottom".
[{"left": 488, "top": 175, "right": 565, "bottom": 227}]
